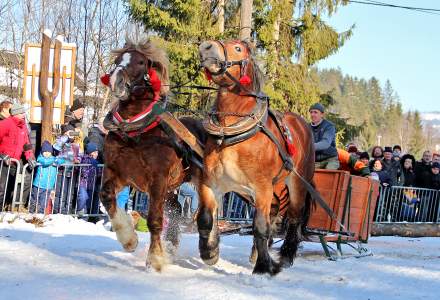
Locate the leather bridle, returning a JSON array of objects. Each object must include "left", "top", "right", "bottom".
[
  {"left": 110, "top": 51, "right": 153, "bottom": 97},
  {"left": 202, "top": 40, "right": 264, "bottom": 99}
]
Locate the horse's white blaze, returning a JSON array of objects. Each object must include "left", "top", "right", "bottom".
[
  {"left": 110, "top": 52, "right": 131, "bottom": 89},
  {"left": 112, "top": 207, "right": 138, "bottom": 251}
]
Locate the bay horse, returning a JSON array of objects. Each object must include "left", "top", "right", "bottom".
[
  {"left": 100, "top": 37, "right": 205, "bottom": 271},
  {"left": 198, "top": 40, "right": 315, "bottom": 275}
]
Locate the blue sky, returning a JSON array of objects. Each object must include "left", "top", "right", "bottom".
[{"left": 318, "top": 0, "right": 440, "bottom": 112}]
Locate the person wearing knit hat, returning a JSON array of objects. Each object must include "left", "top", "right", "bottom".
[
  {"left": 77, "top": 142, "right": 101, "bottom": 217},
  {"left": 29, "top": 140, "right": 66, "bottom": 214},
  {"left": 309, "top": 103, "right": 339, "bottom": 170},
  {"left": 359, "top": 151, "right": 370, "bottom": 166},
  {"left": 86, "top": 142, "right": 99, "bottom": 159},
  {"left": 41, "top": 140, "right": 53, "bottom": 156}
]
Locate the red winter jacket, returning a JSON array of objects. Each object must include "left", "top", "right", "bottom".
[{"left": 0, "top": 116, "right": 34, "bottom": 161}]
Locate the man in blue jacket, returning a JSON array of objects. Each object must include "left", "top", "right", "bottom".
[{"left": 309, "top": 103, "right": 340, "bottom": 170}]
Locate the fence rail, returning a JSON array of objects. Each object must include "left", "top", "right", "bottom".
[
  {"left": 2, "top": 157, "right": 440, "bottom": 225},
  {"left": 374, "top": 186, "right": 440, "bottom": 223}
]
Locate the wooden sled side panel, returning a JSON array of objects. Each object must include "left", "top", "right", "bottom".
[{"left": 308, "top": 170, "right": 351, "bottom": 232}]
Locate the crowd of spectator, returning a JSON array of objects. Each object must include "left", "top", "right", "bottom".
[
  {"left": 0, "top": 98, "right": 108, "bottom": 222},
  {"left": 344, "top": 143, "right": 440, "bottom": 191}
]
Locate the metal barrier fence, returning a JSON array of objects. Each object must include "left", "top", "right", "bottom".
[
  {"left": 374, "top": 186, "right": 440, "bottom": 223},
  {"left": 0, "top": 157, "right": 106, "bottom": 217},
  {"left": 1, "top": 158, "right": 22, "bottom": 211},
  {"left": 3, "top": 157, "right": 439, "bottom": 225}
]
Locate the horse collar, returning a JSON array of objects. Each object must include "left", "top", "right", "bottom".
[
  {"left": 103, "top": 99, "right": 164, "bottom": 140},
  {"left": 203, "top": 99, "right": 268, "bottom": 138}
]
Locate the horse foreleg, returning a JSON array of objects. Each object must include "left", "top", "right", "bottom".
[
  {"left": 197, "top": 182, "right": 220, "bottom": 265},
  {"left": 100, "top": 168, "right": 138, "bottom": 252},
  {"left": 252, "top": 186, "right": 280, "bottom": 276},
  {"left": 280, "top": 174, "right": 308, "bottom": 267},
  {"left": 250, "top": 194, "right": 281, "bottom": 265},
  {"left": 146, "top": 185, "right": 167, "bottom": 271}
]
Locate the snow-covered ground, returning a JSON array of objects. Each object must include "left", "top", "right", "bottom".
[{"left": 0, "top": 214, "right": 439, "bottom": 300}]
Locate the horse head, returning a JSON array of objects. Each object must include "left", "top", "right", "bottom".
[
  {"left": 103, "top": 37, "right": 169, "bottom": 102},
  {"left": 199, "top": 40, "right": 264, "bottom": 93}
]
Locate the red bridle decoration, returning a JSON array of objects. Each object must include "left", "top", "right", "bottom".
[
  {"left": 239, "top": 74, "right": 251, "bottom": 85},
  {"left": 100, "top": 73, "right": 110, "bottom": 86},
  {"left": 204, "top": 69, "right": 213, "bottom": 81},
  {"left": 148, "top": 68, "right": 161, "bottom": 96}
]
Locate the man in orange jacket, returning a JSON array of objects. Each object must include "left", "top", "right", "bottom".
[{"left": 337, "top": 148, "right": 370, "bottom": 177}]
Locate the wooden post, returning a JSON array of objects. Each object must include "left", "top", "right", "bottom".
[
  {"left": 39, "top": 30, "right": 62, "bottom": 143},
  {"left": 240, "top": 0, "right": 253, "bottom": 40},
  {"left": 218, "top": 0, "right": 225, "bottom": 34}
]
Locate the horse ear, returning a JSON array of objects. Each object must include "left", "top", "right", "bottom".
[{"left": 241, "top": 39, "right": 256, "bottom": 53}]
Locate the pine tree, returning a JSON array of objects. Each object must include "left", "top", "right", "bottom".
[
  {"left": 126, "top": 0, "right": 351, "bottom": 113},
  {"left": 407, "top": 111, "right": 426, "bottom": 158}
]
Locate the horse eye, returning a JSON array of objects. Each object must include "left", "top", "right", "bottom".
[
  {"left": 139, "top": 61, "right": 144, "bottom": 65},
  {"left": 235, "top": 46, "right": 242, "bottom": 52}
]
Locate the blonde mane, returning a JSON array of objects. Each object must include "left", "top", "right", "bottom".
[{"left": 111, "top": 36, "right": 169, "bottom": 95}]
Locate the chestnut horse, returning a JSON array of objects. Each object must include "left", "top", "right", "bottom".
[
  {"left": 100, "top": 38, "right": 205, "bottom": 271},
  {"left": 198, "top": 40, "right": 315, "bottom": 275}
]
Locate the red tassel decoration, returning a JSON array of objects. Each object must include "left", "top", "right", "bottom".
[
  {"left": 239, "top": 75, "right": 251, "bottom": 85},
  {"left": 148, "top": 68, "right": 161, "bottom": 94},
  {"left": 287, "top": 143, "right": 296, "bottom": 156},
  {"left": 204, "top": 69, "right": 213, "bottom": 81},
  {"left": 100, "top": 74, "right": 110, "bottom": 86}
]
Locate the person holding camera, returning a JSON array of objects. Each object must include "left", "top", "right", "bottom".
[
  {"left": 52, "top": 124, "right": 82, "bottom": 213},
  {"left": 0, "top": 103, "right": 37, "bottom": 210}
]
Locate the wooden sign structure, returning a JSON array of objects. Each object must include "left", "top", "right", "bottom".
[{"left": 22, "top": 29, "right": 76, "bottom": 141}]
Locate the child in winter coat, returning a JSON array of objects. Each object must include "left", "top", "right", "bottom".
[
  {"left": 29, "top": 141, "right": 65, "bottom": 214},
  {"left": 77, "top": 142, "right": 101, "bottom": 215},
  {"left": 53, "top": 125, "right": 82, "bottom": 214}
]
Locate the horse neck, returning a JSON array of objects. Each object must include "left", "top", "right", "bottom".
[
  {"left": 117, "top": 93, "right": 155, "bottom": 119},
  {"left": 216, "top": 87, "right": 257, "bottom": 126}
]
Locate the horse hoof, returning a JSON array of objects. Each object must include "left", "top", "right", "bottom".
[
  {"left": 122, "top": 236, "right": 139, "bottom": 252},
  {"left": 279, "top": 256, "right": 295, "bottom": 268},
  {"left": 147, "top": 254, "right": 167, "bottom": 272},
  {"left": 252, "top": 260, "right": 281, "bottom": 276},
  {"left": 200, "top": 248, "right": 219, "bottom": 266}
]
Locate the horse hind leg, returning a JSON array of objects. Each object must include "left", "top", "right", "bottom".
[
  {"left": 279, "top": 174, "right": 309, "bottom": 267},
  {"left": 100, "top": 169, "right": 138, "bottom": 252},
  {"left": 197, "top": 183, "right": 220, "bottom": 265}
]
